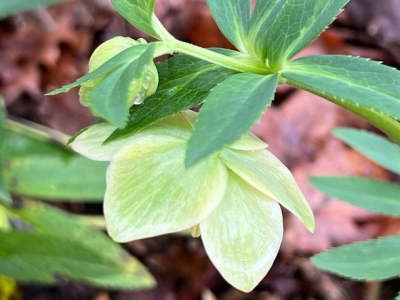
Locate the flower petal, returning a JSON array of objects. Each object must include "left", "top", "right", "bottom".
[
  {"left": 221, "top": 149, "right": 315, "bottom": 233},
  {"left": 72, "top": 113, "right": 193, "bottom": 161},
  {"left": 200, "top": 171, "right": 283, "bottom": 292},
  {"left": 105, "top": 135, "right": 228, "bottom": 242},
  {"left": 229, "top": 132, "right": 268, "bottom": 151}
]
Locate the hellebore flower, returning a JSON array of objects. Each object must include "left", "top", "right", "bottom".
[
  {"left": 79, "top": 36, "right": 159, "bottom": 109},
  {"left": 72, "top": 110, "right": 315, "bottom": 292}
]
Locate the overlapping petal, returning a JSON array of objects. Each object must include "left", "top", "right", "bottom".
[
  {"left": 105, "top": 135, "right": 228, "bottom": 242},
  {"left": 72, "top": 113, "right": 193, "bottom": 161},
  {"left": 201, "top": 171, "right": 283, "bottom": 292},
  {"left": 221, "top": 148, "right": 315, "bottom": 233}
]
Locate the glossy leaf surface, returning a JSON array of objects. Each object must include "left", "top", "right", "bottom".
[
  {"left": 249, "top": 0, "right": 348, "bottom": 70},
  {"left": 106, "top": 52, "right": 237, "bottom": 142},
  {"left": 186, "top": 73, "right": 278, "bottom": 166}
]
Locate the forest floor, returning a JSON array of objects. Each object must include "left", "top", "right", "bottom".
[{"left": 1, "top": 0, "right": 400, "bottom": 299}]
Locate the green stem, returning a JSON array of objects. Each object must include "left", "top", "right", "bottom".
[
  {"left": 152, "top": 15, "right": 270, "bottom": 75},
  {"left": 173, "top": 40, "right": 271, "bottom": 75}
]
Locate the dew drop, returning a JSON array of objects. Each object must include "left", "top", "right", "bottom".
[
  {"left": 142, "top": 72, "right": 153, "bottom": 90},
  {"left": 134, "top": 90, "right": 146, "bottom": 105}
]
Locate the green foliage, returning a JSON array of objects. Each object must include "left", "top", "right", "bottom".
[
  {"left": 248, "top": 0, "right": 348, "bottom": 70},
  {"left": 88, "top": 44, "right": 156, "bottom": 127},
  {"left": 310, "top": 177, "right": 400, "bottom": 216},
  {"left": 282, "top": 56, "right": 400, "bottom": 143},
  {"left": 186, "top": 73, "right": 278, "bottom": 166},
  {"left": 0, "top": 204, "right": 155, "bottom": 288},
  {"left": 4, "top": 156, "right": 107, "bottom": 201},
  {"left": 47, "top": 45, "right": 149, "bottom": 95},
  {"left": 0, "top": 107, "right": 11, "bottom": 205},
  {"left": 311, "top": 128, "right": 400, "bottom": 291},
  {"left": 105, "top": 52, "right": 237, "bottom": 143},
  {"left": 111, "top": 0, "right": 159, "bottom": 38},
  {"left": 0, "top": 0, "right": 71, "bottom": 20},
  {"left": 333, "top": 128, "right": 400, "bottom": 175},
  {"left": 206, "top": 0, "right": 250, "bottom": 52},
  {"left": 311, "top": 235, "right": 400, "bottom": 281},
  {"left": 2, "top": 122, "right": 107, "bottom": 202}
]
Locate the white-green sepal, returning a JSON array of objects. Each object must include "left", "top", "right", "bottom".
[
  {"left": 221, "top": 149, "right": 315, "bottom": 233},
  {"left": 105, "top": 136, "right": 228, "bottom": 242},
  {"left": 200, "top": 171, "right": 283, "bottom": 292},
  {"left": 72, "top": 113, "right": 194, "bottom": 161}
]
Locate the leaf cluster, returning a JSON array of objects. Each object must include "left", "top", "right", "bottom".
[
  {"left": 310, "top": 129, "right": 400, "bottom": 296},
  {"left": 50, "top": 0, "right": 400, "bottom": 168},
  {"left": 0, "top": 106, "right": 155, "bottom": 289}
]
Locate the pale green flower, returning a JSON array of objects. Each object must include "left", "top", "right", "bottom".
[
  {"left": 72, "top": 110, "right": 314, "bottom": 292},
  {"left": 79, "top": 36, "right": 159, "bottom": 108}
]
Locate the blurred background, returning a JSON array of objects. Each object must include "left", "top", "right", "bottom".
[{"left": 0, "top": 0, "right": 400, "bottom": 299}]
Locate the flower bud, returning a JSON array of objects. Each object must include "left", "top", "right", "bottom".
[{"left": 79, "top": 36, "right": 159, "bottom": 108}]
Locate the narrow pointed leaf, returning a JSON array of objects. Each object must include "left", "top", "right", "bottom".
[
  {"left": 282, "top": 56, "right": 400, "bottom": 143},
  {"left": 221, "top": 148, "right": 315, "bottom": 233},
  {"left": 72, "top": 113, "right": 193, "bottom": 161},
  {"left": 88, "top": 44, "right": 155, "bottom": 127},
  {"left": 248, "top": 0, "right": 348, "bottom": 70},
  {"left": 111, "top": 0, "right": 159, "bottom": 38},
  {"left": 186, "top": 73, "right": 278, "bottom": 167},
  {"left": 201, "top": 171, "right": 283, "bottom": 292},
  {"left": 311, "top": 235, "right": 400, "bottom": 281},
  {"left": 105, "top": 51, "right": 237, "bottom": 143},
  {"left": 310, "top": 176, "right": 400, "bottom": 217},
  {"left": 47, "top": 45, "right": 149, "bottom": 95},
  {"left": 333, "top": 128, "right": 400, "bottom": 176},
  {"left": 206, "top": 0, "right": 250, "bottom": 52},
  {"left": 105, "top": 135, "right": 227, "bottom": 242},
  {"left": 4, "top": 156, "right": 107, "bottom": 201},
  {"left": 283, "top": 55, "right": 400, "bottom": 121},
  {"left": 0, "top": 0, "right": 71, "bottom": 20},
  {"left": 0, "top": 204, "right": 155, "bottom": 289}
]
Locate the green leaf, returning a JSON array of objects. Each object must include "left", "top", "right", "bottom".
[
  {"left": 206, "top": 0, "right": 250, "bottom": 52},
  {"left": 0, "top": 107, "right": 11, "bottom": 204},
  {"left": 3, "top": 156, "right": 107, "bottom": 201},
  {"left": 0, "top": 0, "right": 71, "bottom": 19},
  {"left": 248, "top": 0, "right": 348, "bottom": 70},
  {"left": 397, "top": 292, "right": 400, "bottom": 300},
  {"left": 88, "top": 44, "right": 155, "bottom": 128},
  {"left": 310, "top": 176, "right": 400, "bottom": 217},
  {"left": 2, "top": 130, "right": 72, "bottom": 161},
  {"left": 47, "top": 45, "right": 149, "bottom": 95},
  {"left": 111, "top": 0, "right": 159, "bottom": 38},
  {"left": 0, "top": 204, "right": 155, "bottom": 289},
  {"left": 311, "top": 234, "right": 400, "bottom": 281},
  {"left": 282, "top": 56, "right": 400, "bottom": 143},
  {"left": 333, "top": 128, "right": 400, "bottom": 175},
  {"left": 186, "top": 73, "right": 278, "bottom": 167},
  {"left": 105, "top": 52, "right": 237, "bottom": 143}
]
